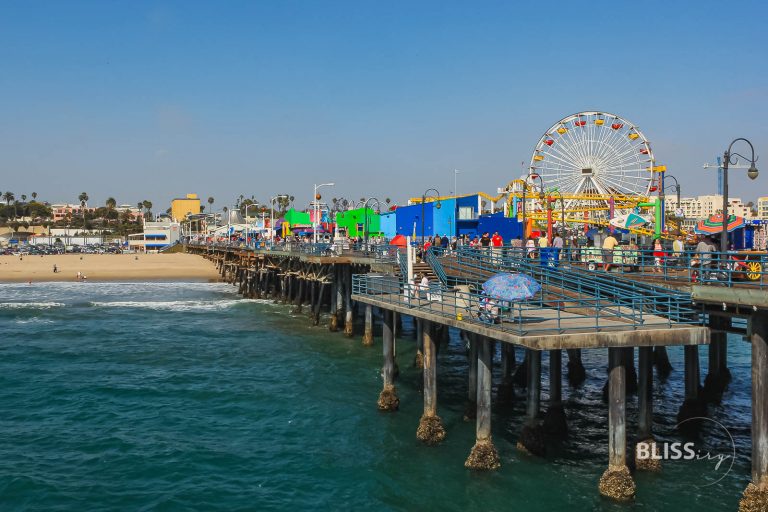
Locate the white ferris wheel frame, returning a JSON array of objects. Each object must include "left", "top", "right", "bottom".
[{"left": 528, "top": 111, "right": 655, "bottom": 215}]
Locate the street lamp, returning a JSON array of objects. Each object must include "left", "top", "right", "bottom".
[
  {"left": 664, "top": 174, "right": 682, "bottom": 234},
  {"left": 548, "top": 188, "right": 566, "bottom": 237},
  {"left": 527, "top": 173, "right": 545, "bottom": 241},
  {"left": 420, "top": 189, "right": 441, "bottom": 246},
  {"left": 313, "top": 183, "right": 335, "bottom": 243},
  {"left": 363, "top": 197, "right": 381, "bottom": 251},
  {"left": 270, "top": 194, "right": 289, "bottom": 245},
  {"left": 719, "top": 138, "right": 759, "bottom": 253}
]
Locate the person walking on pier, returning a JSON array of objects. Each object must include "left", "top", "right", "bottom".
[
  {"left": 653, "top": 237, "right": 664, "bottom": 273},
  {"left": 602, "top": 232, "right": 618, "bottom": 272}
]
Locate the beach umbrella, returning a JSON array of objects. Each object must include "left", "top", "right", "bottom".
[
  {"left": 694, "top": 214, "right": 745, "bottom": 234},
  {"left": 390, "top": 234, "right": 407, "bottom": 247},
  {"left": 482, "top": 273, "right": 541, "bottom": 302}
]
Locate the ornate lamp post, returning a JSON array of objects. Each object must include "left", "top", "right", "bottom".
[
  {"left": 664, "top": 174, "right": 682, "bottom": 235},
  {"left": 719, "top": 139, "right": 758, "bottom": 253},
  {"left": 528, "top": 173, "right": 545, "bottom": 241},
  {"left": 420, "top": 189, "right": 441, "bottom": 245},
  {"left": 313, "top": 183, "right": 335, "bottom": 243},
  {"left": 363, "top": 197, "right": 381, "bottom": 251}
]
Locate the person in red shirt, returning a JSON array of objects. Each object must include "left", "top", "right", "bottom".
[{"left": 491, "top": 232, "right": 503, "bottom": 259}]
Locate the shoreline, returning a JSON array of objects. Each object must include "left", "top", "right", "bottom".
[{"left": 0, "top": 253, "right": 220, "bottom": 283}]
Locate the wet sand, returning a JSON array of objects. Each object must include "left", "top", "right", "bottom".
[{"left": 0, "top": 253, "right": 219, "bottom": 283}]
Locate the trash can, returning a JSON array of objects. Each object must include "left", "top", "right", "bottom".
[{"left": 539, "top": 247, "right": 560, "bottom": 268}]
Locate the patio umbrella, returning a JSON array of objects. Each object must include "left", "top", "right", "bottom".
[
  {"left": 694, "top": 214, "right": 745, "bottom": 234},
  {"left": 482, "top": 273, "right": 541, "bottom": 302},
  {"left": 390, "top": 234, "right": 407, "bottom": 247}
]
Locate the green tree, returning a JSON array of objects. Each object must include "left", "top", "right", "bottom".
[
  {"left": 207, "top": 196, "right": 214, "bottom": 212},
  {"left": 31, "top": 192, "right": 37, "bottom": 202}
]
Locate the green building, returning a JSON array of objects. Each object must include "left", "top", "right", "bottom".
[
  {"left": 282, "top": 209, "right": 311, "bottom": 236},
  {"left": 335, "top": 208, "right": 381, "bottom": 238}
]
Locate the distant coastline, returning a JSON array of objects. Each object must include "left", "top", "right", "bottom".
[{"left": 0, "top": 253, "right": 219, "bottom": 283}]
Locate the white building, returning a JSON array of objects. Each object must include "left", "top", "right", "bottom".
[
  {"left": 128, "top": 220, "right": 180, "bottom": 252},
  {"left": 758, "top": 197, "right": 768, "bottom": 221},
  {"left": 665, "top": 194, "right": 755, "bottom": 219}
]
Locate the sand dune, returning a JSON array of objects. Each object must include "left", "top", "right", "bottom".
[{"left": 0, "top": 253, "right": 219, "bottom": 283}]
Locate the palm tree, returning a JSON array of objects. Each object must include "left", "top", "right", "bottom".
[
  {"left": 142, "top": 200, "right": 153, "bottom": 221},
  {"left": 78, "top": 192, "right": 89, "bottom": 205},
  {"left": 21, "top": 194, "right": 27, "bottom": 202},
  {"left": 207, "top": 196, "right": 214, "bottom": 213},
  {"left": 105, "top": 197, "right": 116, "bottom": 228},
  {"left": 31, "top": 192, "right": 37, "bottom": 202},
  {"left": 2, "top": 191, "right": 14, "bottom": 206}
]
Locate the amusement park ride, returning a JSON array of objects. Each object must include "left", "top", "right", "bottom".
[{"left": 498, "top": 111, "right": 673, "bottom": 239}]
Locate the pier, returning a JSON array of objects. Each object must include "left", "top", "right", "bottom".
[{"left": 188, "top": 242, "right": 767, "bottom": 509}]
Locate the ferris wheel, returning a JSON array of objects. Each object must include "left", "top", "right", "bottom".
[{"left": 528, "top": 111, "right": 656, "bottom": 217}]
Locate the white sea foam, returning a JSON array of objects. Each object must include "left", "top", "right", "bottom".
[
  {"left": 88, "top": 299, "right": 257, "bottom": 312},
  {"left": 0, "top": 302, "right": 66, "bottom": 309}
]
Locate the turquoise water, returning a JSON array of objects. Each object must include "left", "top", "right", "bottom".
[{"left": 0, "top": 281, "right": 753, "bottom": 511}]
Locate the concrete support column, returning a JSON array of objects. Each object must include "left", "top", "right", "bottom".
[
  {"left": 414, "top": 319, "right": 424, "bottom": 369},
  {"left": 677, "top": 344, "right": 706, "bottom": 434},
  {"left": 312, "top": 283, "right": 325, "bottom": 326},
  {"left": 362, "top": 303, "right": 374, "bottom": 346},
  {"left": 517, "top": 349, "right": 545, "bottom": 456},
  {"left": 293, "top": 278, "right": 304, "bottom": 313},
  {"left": 635, "top": 346, "right": 661, "bottom": 471},
  {"left": 463, "top": 333, "right": 478, "bottom": 421},
  {"left": 599, "top": 347, "right": 636, "bottom": 501},
  {"left": 343, "top": 267, "right": 354, "bottom": 337},
  {"left": 496, "top": 344, "right": 515, "bottom": 405},
  {"left": 377, "top": 310, "right": 399, "bottom": 411},
  {"left": 740, "top": 312, "right": 768, "bottom": 511},
  {"left": 416, "top": 321, "right": 445, "bottom": 445},
  {"left": 566, "top": 348, "right": 587, "bottom": 386},
  {"left": 703, "top": 316, "right": 729, "bottom": 401},
  {"left": 653, "top": 346, "right": 673, "bottom": 378},
  {"left": 543, "top": 349, "right": 567, "bottom": 437},
  {"left": 465, "top": 335, "right": 500, "bottom": 470},
  {"left": 329, "top": 267, "right": 339, "bottom": 331}
]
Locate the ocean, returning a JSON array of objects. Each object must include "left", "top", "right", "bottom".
[{"left": 0, "top": 281, "right": 753, "bottom": 511}]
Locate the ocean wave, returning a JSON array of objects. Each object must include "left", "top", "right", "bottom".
[
  {"left": 0, "top": 302, "right": 66, "bottom": 309},
  {"left": 88, "top": 299, "right": 258, "bottom": 311}
]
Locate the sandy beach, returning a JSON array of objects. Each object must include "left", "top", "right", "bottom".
[{"left": 0, "top": 253, "right": 220, "bottom": 283}]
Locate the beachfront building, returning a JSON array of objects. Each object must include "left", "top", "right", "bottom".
[
  {"left": 128, "top": 220, "right": 180, "bottom": 252},
  {"left": 281, "top": 209, "right": 312, "bottom": 237},
  {"left": 335, "top": 208, "right": 381, "bottom": 238},
  {"left": 51, "top": 203, "right": 96, "bottom": 222},
  {"left": 758, "top": 196, "right": 768, "bottom": 220},
  {"left": 171, "top": 194, "right": 202, "bottom": 222},
  {"left": 665, "top": 194, "right": 755, "bottom": 219}
]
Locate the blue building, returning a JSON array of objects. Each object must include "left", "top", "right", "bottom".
[{"left": 379, "top": 211, "right": 397, "bottom": 238}]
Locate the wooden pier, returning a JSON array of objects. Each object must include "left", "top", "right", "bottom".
[{"left": 187, "top": 243, "right": 768, "bottom": 509}]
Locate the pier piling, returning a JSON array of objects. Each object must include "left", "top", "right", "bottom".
[
  {"left": 635, "top": 346, "right": 661, "bottom": 471},
  {"left": 465, "top": 335, "right": 501, "bottom": 470},
  {"left": 416, "top": 321, "right": 446, "bottom": 445},
  {"left": 740, "top": 312, "right": 768, "bottom": 512},
  {"left": 517, "top": 349, "right": 545, "bottom": 456},
  {"left": 599, "top": 347, "right": 636, "bottom": 501},
  {"left": 362, "top": 304, "right": 374, "bottom": 346},
  {"left": 677, "top": 345, "right": 706, "bottom": 434},
  {"left": 566, "top": 348, "right": 586, "bottom": 386},
  {"left": 543, "top": 349, "right": 567, "bottom": 437},
  {"left": 463, "top": 333, "right": 478, "bottom": 421},
  {"left": 496, "top": 344, "right": 515, "bottom": 405},
  {"left": 377, "top": 310, "right": 399, "bottom": 411}
]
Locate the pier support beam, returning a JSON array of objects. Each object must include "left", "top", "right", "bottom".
[
  {"left": 543, "top": 349, "right": 567, "bottom": 437},
  {"left": 463, "top": 333, "right": 478, "bottom": 421},
  {"left": 414, "top": 319, "right": 424, "bottom": 369},
  {"left": 677, "top": 345, "right": 706, "bottom": 434},
  {"left": 496, "top": 344, "right": 515, "bottom": 405},
  {"left": 465, "top": 335, "right": 501, "bottom": 470},
  {"left": 377, "top": 310, "right": 399, "bottom": 411},
  {"left": 599, "top": 347, "right": 636, "bottom": 502},
  {"left": 653, "top": 346, "right": 673, "bottom": 379},
  {"left": 362, "top": 304, "right": 374, "bottom": 346},
  {"left": 329, "top": 268, "right": 339, "bottom": 332},
  {"left": 517, "top": 349, "right": 545, "bottom": 456},
  {"left": 343, "top": 268, "right": 354, "bottom": 337},
  {"left": 703, "top": 316, "right": 729, "bottom": 402},
  {"left": 566, "top": 348, "right": 586, "bottom": 386},
  {"left": 740, "top": 312, "right": 768, "bottom": 512},
  {"left": 635, "top": 346, "right": 661, "bottom": 472},
  {"left": 416, "top": 321, "right": 446, "bottom": 445},
  {"left": 312, "top": 283, "right": 325, "bottom": 326}
]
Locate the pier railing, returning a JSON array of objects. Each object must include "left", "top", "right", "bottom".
[{"left": 352, "top": 272, "right": 699, "bottom": 336}]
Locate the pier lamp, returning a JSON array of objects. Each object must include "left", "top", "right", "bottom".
[
  {"left": 270, "top": 195, "right": 289, "bottom": 245},
  {"left": 245, "top": 203, "right": 261, "bottom": 247},
  {"left": 664, "top": 174, "right": 682, "bottom": 235},
  {"left": 363, "top": 197, "right": 381, "bottom": 251},
  {"left": 313, "top": 183, "right": 335, "bottom": 243},
  {"left": 719, "top": 138, "right": 759, "bottom": 254},
  {"left": 420, "top": 188, "right": 441, "bottom": 247}
]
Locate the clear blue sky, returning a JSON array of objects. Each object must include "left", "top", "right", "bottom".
[{"left": 1, "top": 1, "right": 766, "bottom": 211}]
